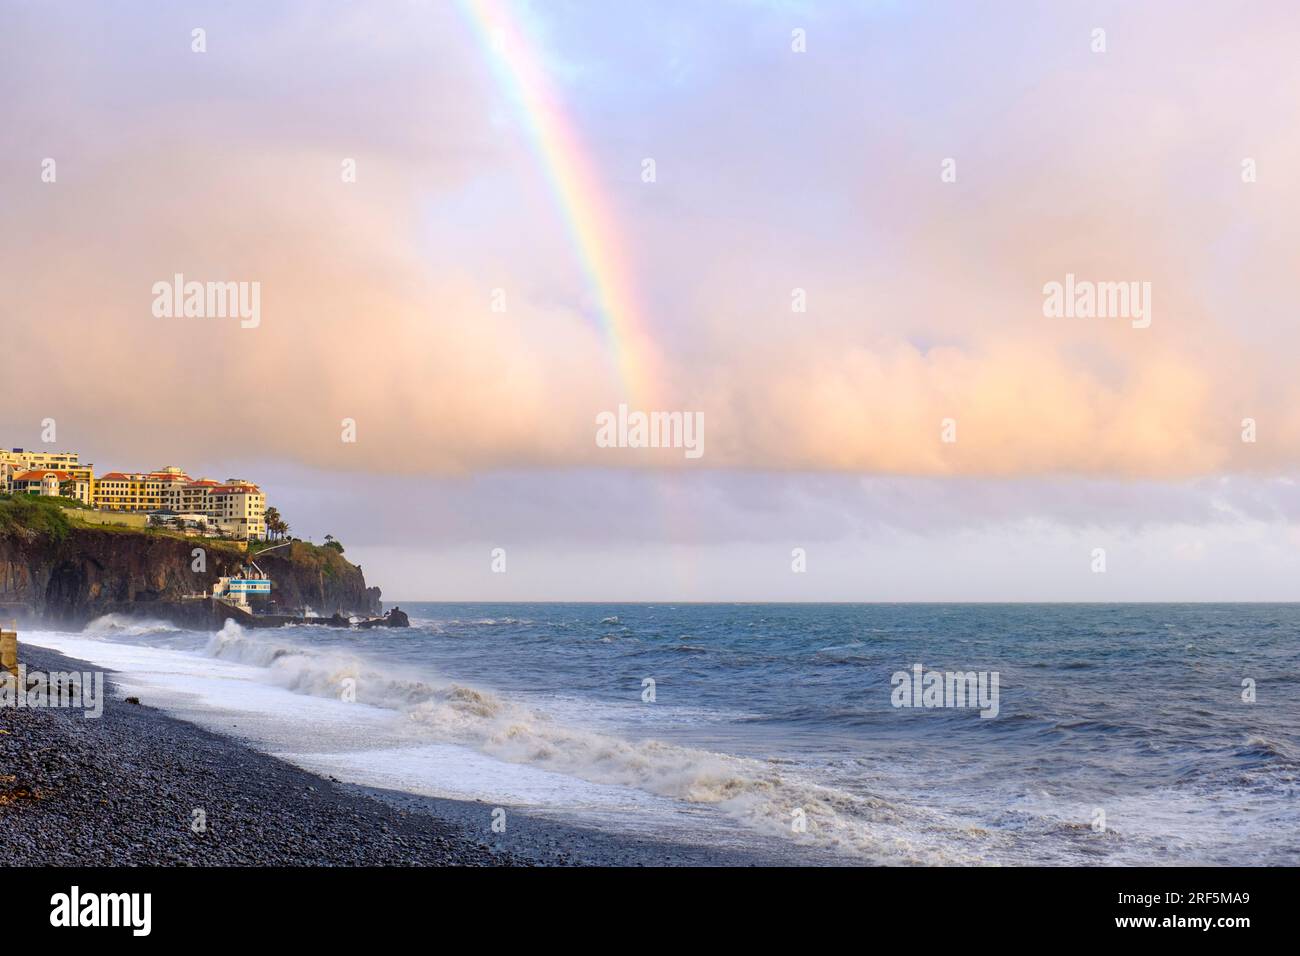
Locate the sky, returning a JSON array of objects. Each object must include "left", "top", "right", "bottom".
[{"left": 3, "top": 0, "right": 1300, "bottom": 600}]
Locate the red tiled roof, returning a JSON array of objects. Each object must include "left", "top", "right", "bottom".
[
  {"left": 14, "top": 470, "right": 75, "bottom": 482},
  {"left": 97, "top": 472, "right": 186, "bottom": 482}
]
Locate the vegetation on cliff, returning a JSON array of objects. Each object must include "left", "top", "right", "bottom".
[
  {"left": 252, "top": 540, "right": 349, "bottom": 579},
  {"left": 0, "top": 495, "right": 245, "bottom": 551},
  {"left": 0, "top": 495, "right": 74, "bottom": 541}
]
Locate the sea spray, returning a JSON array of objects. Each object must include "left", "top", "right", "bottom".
[
  {"left": 189, "top": 622, "right": 981, "bottom": 860},
  {"left": 26, "top": 603, "right": 1296, "bottom": 865},
  {"left": 82, "top": 614, "right": 182, "bottom": 640}
]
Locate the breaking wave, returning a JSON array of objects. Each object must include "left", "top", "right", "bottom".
[
  {"left": 30, "top": 601, "right": 1300, "bottom": 865},
  {"left": 82, "top": 614, "right": 181, "bottom": 640},
  {"left": 198, "top": 620, "right": 987, "bottom": 862}
]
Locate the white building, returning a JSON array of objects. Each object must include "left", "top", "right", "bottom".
[{"left": 10, "top": 470, "right": 93, "bottom": 504}]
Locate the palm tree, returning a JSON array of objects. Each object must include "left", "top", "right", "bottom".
[{"left": 264, "top": 506, "right": 285, "bottom": 540}]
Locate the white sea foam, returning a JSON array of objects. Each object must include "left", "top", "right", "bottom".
[
  {"left": 81, "top": 614, "right": 181, "bottom": 639},
  {"left": 22, "top": 621, "right": 989, "bottom": 863}
]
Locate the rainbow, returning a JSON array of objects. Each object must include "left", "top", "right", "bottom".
[{"left": 459, "top": 0, "right": 656, "bottom": 403}]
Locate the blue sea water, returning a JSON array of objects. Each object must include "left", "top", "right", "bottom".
[{"left": 28, "top": 603, "right": 1300, "bottom": 864}]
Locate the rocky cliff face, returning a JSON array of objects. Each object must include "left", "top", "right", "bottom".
[
  {"left": 0, "top": 526, "right": 380, "bottom": 628},
  {"left": 251, "top": 542, "right": 382, "bottom": 618}
]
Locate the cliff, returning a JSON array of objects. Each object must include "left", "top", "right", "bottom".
[
  {"left": 249, "top": 541, "right": 382, "bottom": 618},
  {"left": 0, "top": 497, "right": 381, "bottom": 628}
]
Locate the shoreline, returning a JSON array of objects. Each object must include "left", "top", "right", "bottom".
[{"left": 1, "top": 645, "right": 777, "bottom": 866}]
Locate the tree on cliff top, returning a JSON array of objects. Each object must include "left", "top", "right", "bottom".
[{"left": 264, "top": 506, "right": 289, "bottom": 541}]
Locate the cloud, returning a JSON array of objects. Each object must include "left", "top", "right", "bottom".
[{"left": 4, "top": 1, "right": 1300, "bottom": 479}]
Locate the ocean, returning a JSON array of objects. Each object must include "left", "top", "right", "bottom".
[{"left": 23, "top": 603, "right": 1299, "bottom": 865}]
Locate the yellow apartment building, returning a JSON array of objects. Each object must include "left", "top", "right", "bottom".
[
  {"left": 93, "top": 467, "right": 188, "bottom": 512},
  {"left": 0, "top": 448, "right": 83, "bottom": 472}
]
